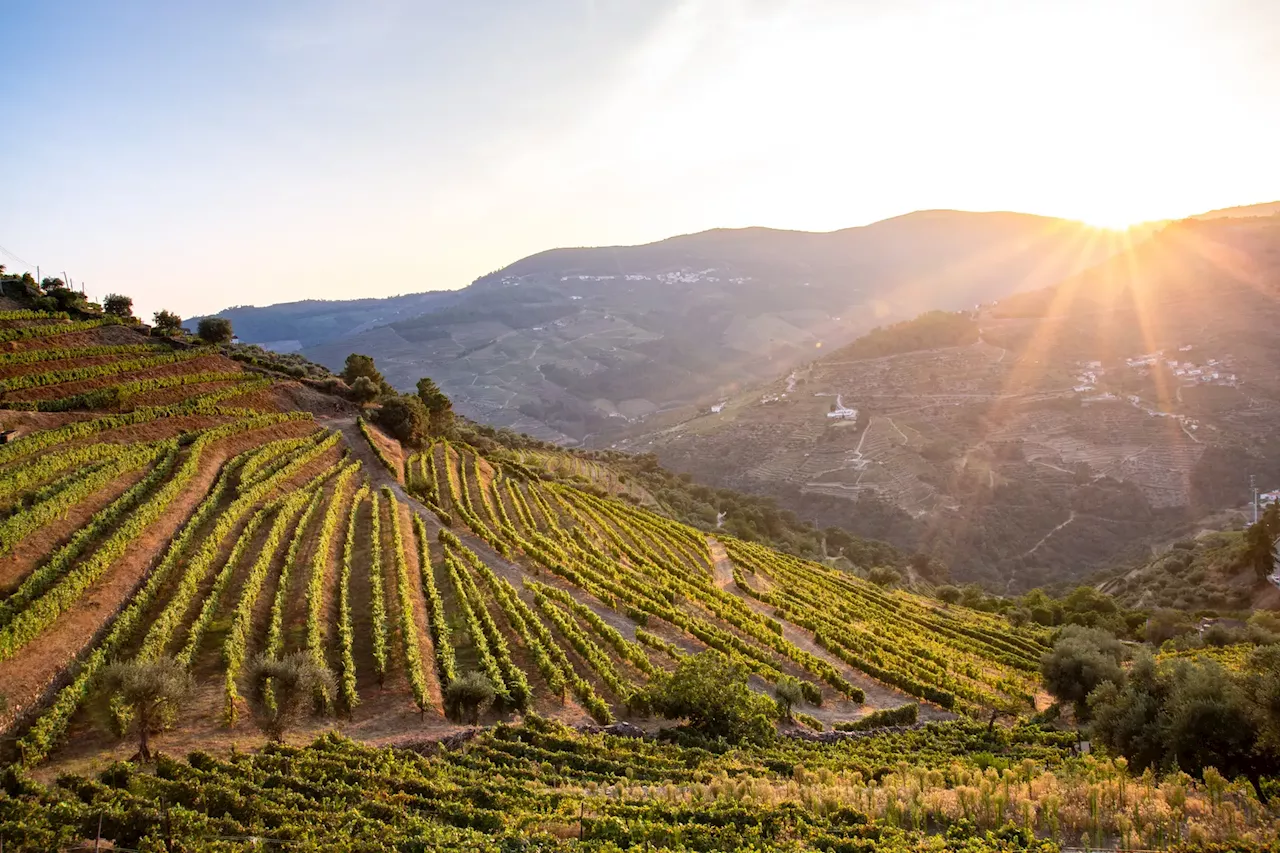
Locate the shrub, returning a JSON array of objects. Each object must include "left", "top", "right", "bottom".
[
  {"left": 373, "top": 395, "right": 430, "bottom": 446},
  {"left": 445, "top": 672, "right": 495, "bottom": 724},
  {"left": 936, "top": 585, "right": 961, "bottom": 604},
  {"left": 645, "top": 650, "right": 777, "bottom": 744},
  {"left": 834, "top": 703, "right": 919, "bottom": 731},
  {"left": 152, "top": 309, "right": 182, "bottom": 335},
  {"left": 774, "top": 675, "right": 805, "bottom": 721},
  {"left": 350, "top": 376, "right": 380, "bottom": 403},
  {"left": 98, "top": 657, "right": 192, "bottom": 761},
  {"left": 245, "top": 652, "right": 336, "bottom": 743}
]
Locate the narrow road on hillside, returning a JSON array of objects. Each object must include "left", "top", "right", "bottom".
[
  {"left": 1018, "top": 511, "right": 1076, "bottom": 560},
  {"left": 705, "top": 535, "right": 954, "bottom": 721},
  {"left": 707, "top": 538, "right": 734, "bottom": 589}
]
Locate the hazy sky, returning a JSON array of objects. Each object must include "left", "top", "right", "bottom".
[{"left": 3, "top": 0, "right": 1279, "bottom": 320}]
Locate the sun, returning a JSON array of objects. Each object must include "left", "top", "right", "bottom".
[{"left": 1073, "top": 203, "right": 1164, "bottom": 231}]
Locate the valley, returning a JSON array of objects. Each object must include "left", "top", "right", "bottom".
[
  {"left": 1, "top": 259, "right": 1278, "bottom": 852},
  {"left": 624, "top": 215, "right": 1280, "bottom": 590}
]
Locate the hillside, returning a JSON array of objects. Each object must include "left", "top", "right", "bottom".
[
  {"left": 0, "top": 307, "right": 1053, "bottom": 772},
  {"left": 624, "top": 215, "right": 1280, "bottom": 591},
  {"left": 3, "top": 303, "right": 1280, "bottom": 852},
  {"left": 1099, "top": 527, "right": 1280, "bottom": 612},
  {"left": 208, "top": 211, "right": 1130, "bottom": 443}
]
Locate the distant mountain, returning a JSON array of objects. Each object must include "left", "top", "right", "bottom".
[
  {"left": 1191, "top": 200, "right": 1280, "bottom": 220},
  {"left": 210, "top": 211, "right": 1130, "bottom": 443},
  {"left": 623, "top": 215, "right": 1280, "bottom": 591},
  {"left": 195, "top": 292, "right": 460, "bottom": 352}
]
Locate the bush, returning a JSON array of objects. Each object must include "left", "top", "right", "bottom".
[
  {"left": 834, "top": 703, "right": 919, "bottom": 731},
  {"left": 350, "top": 376, "right": 380, "bottom": 403},
  {"left": 373, "top": 394, "right": 430, "bottom": 446},
  {"left": 103, "top": 293, "right": 134, "bottom": 319},
  {"left": 1090, "top": 650, "right": 1280, "bottom": 780},
  {"left": 774, "top": 676, "right": 805, "bottom": 721},
  {"left": 868, "top": 566, "right": 901, "bottom": 588},
  {"left": 245, "top": 652, "right": 336, "bottom": 743},
  {"left": 645, "top": 650, "right": 777, "bottom": 744},
  {"left": 98, "top": 657, "right": 192, "bottom": 761},
  {"left": 152, "top": 310, "right": 182, "bottom": 335}
]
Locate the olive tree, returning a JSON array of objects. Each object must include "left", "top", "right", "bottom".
[
  {"left": 445, "top": 672, "right": 495, "bottom": 724},
  {"left": 245, "top": 652, "right": 336, "bottom": 743},
  {"left": 197, "top": 316, "right": 234, "bottom": 345},
  {"left": 99, "top": 657, "right": 192, "bottom": 761}
]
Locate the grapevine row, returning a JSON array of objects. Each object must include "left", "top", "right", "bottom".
[
  {"left": 223, "top": 490, "right": 315, "bottom": 724},
  {"left": 13, "top": 413, "right": 311, "bottom": 764},
  {"left": 383, "top": 488, "right": 430, "bottom": 712},
  {"left": 338, "top": 484, "right": 370, "bottom": 711},
  {"left": 412, "top": 514, "right": 456, "bottom": 688},
  {"left": 0, "top": 350, "right": 202, "bottom": 393}
]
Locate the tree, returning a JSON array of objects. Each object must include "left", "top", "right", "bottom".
[
  {"left": 373, "top": 394, "right": 429, "bottom": 446},
  {"left": 40, "top": 276, "right": 66, "bottom": 291},
  {"left": 935, "top": 585, "right": 961, "bottom": 604},
  {"left": 197, "top": 316, "right": 234, "bottom": 345},
  {"left": 646, "top": 650, "right": 777, "bottom": 744},
  {"left": 1087, "top": 652, "right": 1167, "bottom": 772},
  {"left": 445, "top": 672, "right": 495, "bottom": 724},
  {"left": 152, "top": 310, "right": 182, "bottom": 335},
  {"left": 1040, "top": 625, "right": 1125, "bottom": 716},
  {"left": 1089, "top": 647, "right": 1280, "bottom": 781},
  {"left": 773, "top": 675, "right": 805, "bottom": 721},
  {"left": 343, "top": 353, "right": 383, "bottom": 386},
  {"left": 99, "top": 657, "right": 192, "bottom": 761},
  {"left": 103, "top": 293, "right": 134, "bottom": 319},
  {"left": 1245, "top": 502, "right": 1279, "bottom": 581},
  {"left": 245, "top": 653, "right": 335, "bottom": 743},
  {"left": 416, "top": 376, "right": 454, "bottom": 435},
  {"left": 350, "top": 375, "right": 381, "bottom": 404}
]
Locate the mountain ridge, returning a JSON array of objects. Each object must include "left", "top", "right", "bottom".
[{"left": 206, "top": 208, "right": 1133, "bottom": 444}]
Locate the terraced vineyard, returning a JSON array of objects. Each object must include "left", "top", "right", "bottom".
[
  {"left": 0, "top": 311, "right": 1051, "bottom": 776},
  {"left": 11, "top": 716, "right": 1279, "bottom": 851}
]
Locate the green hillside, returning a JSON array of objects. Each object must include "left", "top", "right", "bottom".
[{"left": 0, "top": 291, "right": 1277, "bottom": 850}]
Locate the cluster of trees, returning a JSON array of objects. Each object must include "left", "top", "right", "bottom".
[
  {"left": 826, "top": 310, "right": 979, "bottom": 362},
  {"left": 341, "top": 353, "right": 455, "bottom": 446},
  {"left": 930, "top": 583, "right": 1148, "bottom": 640},
  {"left": 1041, "top": 625, "right": 1280, "bottom": 784}
]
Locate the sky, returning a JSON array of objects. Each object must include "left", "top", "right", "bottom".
[{"left": 2, "top": 0, "right": 1279, "bottom": 321}]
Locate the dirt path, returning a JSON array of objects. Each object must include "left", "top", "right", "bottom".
[
  {"left": 1018, "top": 510, "right": 1076, "bottom": 560},
  {"left": 704, "top": 535, "right": 953, "bottom": 722},
  {"left": 707, "top": 538, "right": 734, "bottom": 589}
]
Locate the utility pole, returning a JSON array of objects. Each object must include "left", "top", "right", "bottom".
[{"left": 1251, "top": 474, "right": 1259, "bottom": 524}]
